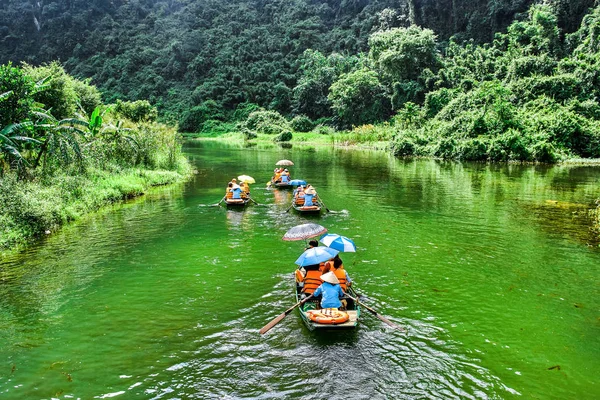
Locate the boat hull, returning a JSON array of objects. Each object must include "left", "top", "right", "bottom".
[
  {"left": 295, "top": 281, "right": 360, "bottom": 331},
  {"left": 225, "top": 198, "right": 250, "bottom": 207},
  {"left": 292, "top": 203, "right": 322, "bottom": 214}
]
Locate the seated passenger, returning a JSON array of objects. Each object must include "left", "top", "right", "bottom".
[
  {"left": 299, "top": 263, "right": 322, "bottom": 295},
  {"left": 231, "top": 184, "right": 242, "bottom": 199},
  {"left": 240, "top": 181, "right": 250, "bottom": 197},
  {"left": 226, "top": 182, "right": 233, "bottom": 198},
  {"left": 331, "top": 255, "right": 352, "bottom": 291},
  {"left": 313, "top": 272, "right": 345, "bottom": 309},
  {"left": 304, "top": 185, "right": 316, "bottom": 206},
  {"left": 280, "top": 174, "right": 290, "bottom": 183}
]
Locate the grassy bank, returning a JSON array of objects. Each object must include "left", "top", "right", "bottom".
[
  {"left": 0, "top": 160, "right": 190, "bottom": 251},
  {"left": 0, "top": 62, "right": 193, "bottom": 251}
]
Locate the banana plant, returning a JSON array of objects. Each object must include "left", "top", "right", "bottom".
[
  {"left": 0, "top": 122, "right": 40, "bottom": 173},
  {"left": 31, "top": 109, "right": 87, "bottom": 170}
]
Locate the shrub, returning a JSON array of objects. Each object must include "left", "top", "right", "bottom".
[
  {"left": 487, "top": 129, "right": 531, "bottom": 161},
  {"left": 179, "top": 100, "right": 224, "bottom": 132},
  {"left": 232, "top": 102, "right": 260, "bottom": 121},
  {"left": 273, "top": 131, "right": 293, "bottom": 142},
  {"left": 245, "top": 110, "right": 289, "bottom": 134},
  {"left": 290, "top": 115, "right": 315, "bottom": 132},
  {"left": 313, "top": 124, "right": 334, "bottom": 135},
  {"left": 390, "top": 133, "right": 416, "bottom": 157},
  {"left": 114, "top": 99, "right": 158, "bottom": 122},
  {"left": 241, "top": 128, "right": 257, "bottom": 140},
  {"left": 22, "top": 61, "right": 78, "bottom": 120},
  {"left": 71, "top": 78, "right": 102, "bottom": 115},
  {"left": 0, "top": 64, "right": 36, "bottom": 128}
]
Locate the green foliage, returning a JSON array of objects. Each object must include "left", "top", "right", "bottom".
[
  {"left": 273, "top": 130, "right": 293, "bottom": 142},
  {"left": 369, "top": 26, "right": 440, "bottom": 82},
  {"left": 179, "top": 100, "right": 224, "bottom": 133},
  {"left": 232, "top": 102, "right": 260, "bottom": 121},
  {"left": 245, "top": 110, "right": 289, "bottom": 134},
  {"left": 71, "top": 78, "right": 103, "bottom": 116},
  {"left": 328, "top": 68, "right": 391, "bottom": 128},
  {"left": 114, "top": 99, "right": 158, "bottom": 123},
  {"left": 290, "top": 115, "right": 315, "bottom": 132},
  {"left": 0, "top": 63, "right": 36, "bottom": 128},
  {"left": 22, "top": 62, "right": 78, "bottom": 120},
  {"left": 292, "top": 50, "right": 361, "bottom": 120}
]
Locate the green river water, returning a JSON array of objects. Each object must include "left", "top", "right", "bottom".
[{"left": 1, "top": 141, "right": 599, "bottom": 399}]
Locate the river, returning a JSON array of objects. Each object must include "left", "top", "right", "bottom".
[{"left": 1, "top": 141, "right": 599, "bottom": 399}]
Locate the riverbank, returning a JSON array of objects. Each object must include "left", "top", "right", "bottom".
[{"left": 0, "top": 160, "right": 192, "bottom": 252}]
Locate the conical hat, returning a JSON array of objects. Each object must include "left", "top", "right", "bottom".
[{"left": 320, "top": 271, "right": 339, "bottom": 285}]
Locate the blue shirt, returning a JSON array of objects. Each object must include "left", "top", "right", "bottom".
[
  {"left": 232, "top": 187, "right": 242, "bottom": 199},
  {"left": 313, "top": 282, "right": 344, "bottom": 309},
  {"left": 304, "top": 193, "right": 314, "bottom": 206}
]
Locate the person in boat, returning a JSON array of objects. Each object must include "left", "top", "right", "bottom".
[
  {"left": 279, "top": 169, "right": 290, "bottom": 184},
  {"left": 313, "top": 271, "right": 345, "bottom": 309},
  {"left": 297, "top": 262, "right": 322, "bottom": 297},
  {"left": 226, "top": 182, "right": 233, "bottom": 196},
  {"left": 294, "top": 185, "right": 305, "bottom": 205},
  {"left": 231, "top": 182, "right": 242, "bottom": 199},
  {"left": 273, "top": 168, "right": 282, "bottom": 183},
  {"left": 305, "top": 239, "right": 318, "bottom": 251},
  {"left": 331, "top": 254, "right": 352, "bottom": 291},
  {"left": 304, "top": 185, "right": 316, "bottom": 206},
  {"left": 240, "top": 181, "right": 250, "bottom": 198}
]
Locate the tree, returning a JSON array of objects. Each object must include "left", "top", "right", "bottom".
[
  {"left": 369, "top": 25, "right": 440, "bottom": 82},
  {"left": 328, "top": 68, "right": 391, "bottom": 128}
]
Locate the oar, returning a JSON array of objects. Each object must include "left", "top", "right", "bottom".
[
  {"left": 317, "top": 195, "right": 331, "bottom": 212},
  {"left": 345, "top": 294, "right": 404, "bottom": 331},
  {"left": 285, "top": 203, "right": 294, "bottom": 213},
  {"left": 212, "top": 196, "right": 226, "bottom": 207},
  {"left": 259, "top": 295, "right": 314, "bottom": 335},
  {"left": 248, "top": 197, "right": 260, "bottom": 206}
]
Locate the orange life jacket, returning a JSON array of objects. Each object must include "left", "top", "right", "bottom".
[
  {"left": 333, "top": 267, "right": 348, "bottom": 291},
  {"left": 301, "top": 270, "right": 322, "bottom": 294}
]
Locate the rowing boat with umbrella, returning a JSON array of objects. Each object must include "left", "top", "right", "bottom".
[
  {"left": 293, "top": 247, "right": 360, "bottom": 330},
  {"left": 282, "top": 224, "right": 360, "bottom": 330},
  {"left": 269, "top": 160, "right": 294, "bottom": 188}
]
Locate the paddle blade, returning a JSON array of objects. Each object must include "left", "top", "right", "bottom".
[
  {"left": 373, "top": 313, "right": 405, "bottom": 331},
  {"left": 259, "top": 312, "right": 286, "bottom": 335}
]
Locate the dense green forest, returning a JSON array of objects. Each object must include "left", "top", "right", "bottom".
[{"left": 0, "top": 0, "right": 594, "bottom": 124}]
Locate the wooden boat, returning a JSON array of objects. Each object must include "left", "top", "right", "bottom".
[
  {"left": 270, "top": 179, "right": 293, "bottom": 189},
  {"left": 292, "top": 200, "right": 322, "bottom": 214},
  {"left": 295, "top": 279, "right": 360, "bottom": 330},
  {"left": 224, "top": 195, "right": 251, "bottom": 207}
]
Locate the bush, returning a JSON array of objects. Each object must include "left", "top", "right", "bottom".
[
  {"left": 487, "top": 129, "right": 531, "bottom": 161},
  {"left": 232, "top": 102, "right": 260, "bottom": 121},
  {"left": 290, "top": 115, "right": 315, "bottom": 132},
  {"left": 245, "top": 110, "right": 289, "bottom": 134},
  {"left": 273, "top": 130, "right": 293, "bottom": 142},
  {"left": 390, "top": 133, "right": 416, "bottom": 156},
  {"left": 71, "top": 78, "right": 102, "bottom": 115},
  {"left": 241, "top": 128, "right": 257, "bottom": 140},
  {"left": 0, "top": 63, "right": 36, "bottom": 127},
  {"left": 313, "top": 124, "right": 334, "bottom": 135},
  {"left": 22, "top": 61, "right": 78, "bottom": 120},
  {"left": 179, "top": 100, "right": 224, "bottom": 132},
  {"left": 114, "top": 99, "right": 158, "bottom": 122}
]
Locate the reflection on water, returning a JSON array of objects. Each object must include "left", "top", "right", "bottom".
[{"left": 0, "top": 142, "right": 598, "bottom": 399}]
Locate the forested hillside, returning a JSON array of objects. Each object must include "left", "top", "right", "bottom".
[{"left": 1, "top": 0, "right": 594, "bottom": 125}]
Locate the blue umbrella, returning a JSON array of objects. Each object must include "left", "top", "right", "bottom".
[
  {"left": 289, "top": 179, "right": 307, "bottom": 186},
  {"left": 295, "top": 247, "right": 339, "bottom": 267},
  {"left": 319, "top": 234, "right": 356, "bottom": 252}
]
